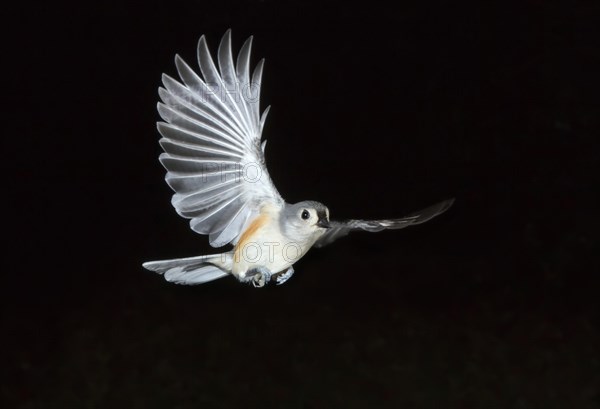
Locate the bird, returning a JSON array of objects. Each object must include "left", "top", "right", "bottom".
[{"left": 143, "top": 30, "right": 454, "bottom": 287}]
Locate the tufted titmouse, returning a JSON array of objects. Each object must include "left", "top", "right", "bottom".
[{"left": 143, "top": 30, "right": 454, "bottom": 287}]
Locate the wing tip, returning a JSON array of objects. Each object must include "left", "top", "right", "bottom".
[
  {"left": 439, "top": 197, "right": 455, "bottom": 213},
  {"left": 219, "top": 29, "right": 232, "bottom": 49},
  {"left": 197, "top": 34, "right": 208, "bottom": 51},
  {"left": 240, "top": 35, "right": 254, "bottom": 53},
  {"left": 409, "top": 197, "right": 455, "bottom": 225},
  {"left": 142, "top": 261, "right": 164, "bottom": 273}
]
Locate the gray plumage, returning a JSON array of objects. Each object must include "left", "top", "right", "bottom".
[{"left": 314, "top": 198, "right": 455, "bottom": 248}]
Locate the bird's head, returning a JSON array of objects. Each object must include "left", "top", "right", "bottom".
[{"left": 281, "top": 200, "right": 330, "bottom": 240}]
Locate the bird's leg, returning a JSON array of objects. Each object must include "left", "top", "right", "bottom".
[
  {"left": 242, "top": 266, "right": 273, "bottom": 288},
  {"left": 275, "top": 266, "right": 295, "bottom": 285}
]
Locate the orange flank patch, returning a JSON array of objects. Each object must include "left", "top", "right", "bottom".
[{"left": 234, "top": 213, "right": 268, "bottom": 262}]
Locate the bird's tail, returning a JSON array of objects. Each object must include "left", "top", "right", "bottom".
[{"left": 142, "top": 253, "right": 233, "bottom": 285}]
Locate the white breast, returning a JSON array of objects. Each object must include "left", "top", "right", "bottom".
[{"left": 232, "top": 211, "right": 311, "bottom": 277}]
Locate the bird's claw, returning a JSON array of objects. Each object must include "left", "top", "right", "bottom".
[
  {"left": 275, "top": 267, "right": 295, "bottom": 285},
  {"left": 245, "top": 267, "right": 273, "bottom": 288}
]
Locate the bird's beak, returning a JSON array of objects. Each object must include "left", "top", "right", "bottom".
[{"left": 317, "top": 218, "right": 331, "bottom": 229}]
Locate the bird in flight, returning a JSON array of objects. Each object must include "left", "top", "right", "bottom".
[{"left": 143, "top": 30, "right": 454, "bottom": 287}]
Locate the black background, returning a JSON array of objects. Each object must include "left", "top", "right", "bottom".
[{"left": 3, "top": 1, "right": 600, "bottom": 407}]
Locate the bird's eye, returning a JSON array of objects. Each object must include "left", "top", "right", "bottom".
[{"left": 301, "top": 209, "right": 310, "bottom": 220}]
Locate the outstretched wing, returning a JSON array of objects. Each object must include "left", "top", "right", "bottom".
[
  {"left": 157, "top": 30, "right": 283, "bottom": 247},
  {"left": 315, "top": 199, "right": 454, "bottom": 248}
]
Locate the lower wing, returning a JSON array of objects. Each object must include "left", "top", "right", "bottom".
[{"left": 314, "top": 198, "right": 454, "bottom": 248}]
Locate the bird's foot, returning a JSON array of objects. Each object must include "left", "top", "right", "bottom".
[
  {"left": 275, "top": 266, "right": 295, "bottom": 285},
  {"left": 243, "top": 266, "right": 273, "bottom": 288}
]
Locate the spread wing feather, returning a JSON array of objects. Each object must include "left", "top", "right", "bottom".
[{"left": 156, "top": 30, "right": 283, "bottom": 247}]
